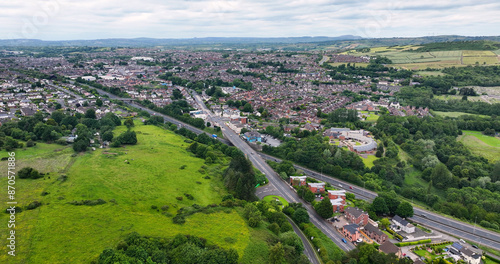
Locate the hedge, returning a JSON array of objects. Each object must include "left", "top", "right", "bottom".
[{"left": 395, "top": 239, "right": 431, "bottom": 247}]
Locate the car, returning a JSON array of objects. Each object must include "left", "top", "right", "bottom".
[
  {"left": 460, "top": 239, "right": 466, "bottom": 244},
  {"left": 356, "top": 238, "right": 363, "bottom": 243},
  {"left": 472, "top": 244, "right": 478, "bottom": 249},
  {"left": 349, "top": 186, "right": 353, "bottom": 189},
  {"left": 342, "top": 238, "right": 347, "bottom": 243},
  {"left": 339, "top": 184, "right": 343, "bottom": 187}
]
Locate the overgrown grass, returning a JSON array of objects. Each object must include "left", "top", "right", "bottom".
[
  {"left": 0, "top": 122, "right": 254, "bottom": 264},
  {"left": 458, "top": 130, "right": 500, "bottom": 162}
]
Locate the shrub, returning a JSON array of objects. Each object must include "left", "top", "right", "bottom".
[
  {"left": 184, "top": 193, "right": 194, "bottom": 200},
  {"left": 180, "top": 165, "right": 187, "bottom": 170},
  {"left": 176, "top": 196, "right": 183, "bottom": 201},
  {"left": 173, "top": 215, "right": 186, "bottom": 224},
  {"left": 248, "top": 217, "right": 260, "bottom": 227},
  {"left": 151, "top": 205, "right": 158, "bottom": 210},
  {"left": 26, "top": 201, "right": 42, "bottom": 210},
  {"left": 18, "top": 167, "right": 42, "bottom": 179},
  {"left": 268, "top": 222, "right": 280, "bottom": 235},
  {"left": 161, "top": 205, "right": 169, "bottom": 211}
]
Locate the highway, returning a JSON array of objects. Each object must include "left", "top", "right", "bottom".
[
  {"left": 86, "top": 86, "right": 500, "bottom": 253},
  {"left": 192, "top": 92, "right": 356, "bottom": 254},
  {"left": 257, "top": 154, "right": 500, "bottom": 252}
]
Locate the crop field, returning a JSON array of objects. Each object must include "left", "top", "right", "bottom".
[
  {"left": 0, "top": 122, "right": 258, "bottom": 264},
  {"left": 342, "top": 45, "right": 500, "bottom": 69},
  {"left": 458, "top": 130, "right": 500, "bottom": 162},
  {"left": 462, "top": 50, "right": 499, "bottom": 65}
]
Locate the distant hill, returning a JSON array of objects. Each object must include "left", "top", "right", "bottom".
[
  {"left": 316, "top": 35, "right": 500, "bottom": 50},
  {"left": 410, "top": 40, "right": 500, "bottom": 52},
  {"left": 0, "top": 35, "right": 362, "bottom": 47}
]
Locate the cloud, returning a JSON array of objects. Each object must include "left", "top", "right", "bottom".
[{"left": 0, "top": 0, "right": 499, "bottom": 40}]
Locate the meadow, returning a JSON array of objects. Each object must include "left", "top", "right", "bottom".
[
  {"left": 342, "top": 45, "right": 500, "bottom": 69},
  {"left": 458, "top": 130, "right": 500, "bottom": 162},
  {"left": 0, "top": 122, "right": 261, "bottom": 263}
]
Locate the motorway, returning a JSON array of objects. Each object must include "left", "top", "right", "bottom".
[
  {"left": 257, "top": 153, "right": 500, "bottom": 252},
  {"left": 88, "top": 86, "right": 500, "bottom": 253}
]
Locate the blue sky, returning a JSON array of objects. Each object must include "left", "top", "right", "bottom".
[{"left": 1, "top": 0, "right": 499, "bottom": 40}]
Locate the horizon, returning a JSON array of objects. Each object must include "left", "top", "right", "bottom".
[{"left": 2, "top": 0, "right": 500, "bottom": 41}]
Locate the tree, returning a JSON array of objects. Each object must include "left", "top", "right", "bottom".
[
  {"left": 292, "top": 208, "right": 309, "bottom": 224},
  {"left": 269, "top": 242, "right": 286, "bottom": 264},
  {"left": 379, "top": 218, "right": 391, "bottom": 229},
  {"left": 85, "top": 108, "right": 96, "bottom": 119},
  {"left": 18, "top": 167, "right": 41, "bottom": 179},
  {"left": 222, "top": 155, "right": 256, "bottom": 201},
  {"left": 102, "top": 131, "right": 114, "bottom": 142},
  {"left": 172, "top": 89, "right": 183, "bottom": 99},
  {"left": 242, "top": 103, "right": 253, "bottom": 113},
  {"left": 304, "top": 189, "right": 315, "bottom": 203},
  {"left": 96, "top": 98, "right": 103, "bottom": 107},
  {"left": 117, "top": 131, "right": 137, "bottom": 145},
  {"left": 73, "top": 137, "right": 89, "bottom": 152},
  {"left": 124, "top": 118, "right": 134, "bottom": 128},
  {"left": 315, "top": 197, "right": 333, "bottom": 219},
  {"left": 395, "top": 201, "right": 414, "bottom": 218},
  {"left": 431, "top": 163, "right": 453, "bottom": 189},
  {"left": 371, "top": 197, "right": 389, "bottom": 215}
]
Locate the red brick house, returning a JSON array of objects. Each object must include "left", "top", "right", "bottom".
[
  {"left": 363, "top": 223, "right": 388, "bottom": 244},
  {"left": 308, "top": 182, "right": 325, "bottom": 193},
  {"left": 289, "top": 176, "right": 307, "bottom": 186},
  {"left": 345, "top": 207, "right": 369, "bottom": 226},
  {"left": 342, "top": 224, "right": 360, "bottom": 242},
  {"left": 328, "top": 190, "right": 346, "bottom": 213}
]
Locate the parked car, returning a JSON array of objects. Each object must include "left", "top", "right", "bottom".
[
  {"left": 349, "top": 186, "right": 353, "bottom": 189},
  {"left": 342, "top": 238, "right": 347, "bottom": 243},
  {"left": 460, "top": 239, "right": 466, "bottom": 244},
  {"left": 472, "top": 244, "right": 478, "bottom": 249}
]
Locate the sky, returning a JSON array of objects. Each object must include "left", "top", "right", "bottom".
[{"left": 1, "top": 0, "right": 499, "bottom": 40}]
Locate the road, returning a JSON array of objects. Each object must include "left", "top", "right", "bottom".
[
  {"left": 257, "top": 153, "right": 500, "bottom": 252},
  {"left": 287, "top": 216, "right": 321, "bottom": 264},
  {"left": 192, "top": 93, "right": 355, "bottom": 254},
  {"left": 84, "top": 85, "right": 500, "bottom": 253}
]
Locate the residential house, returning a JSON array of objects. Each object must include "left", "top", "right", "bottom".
[
  {"left": 364, "top": 223, "right": 388, "bottom": 244},
  {"left": 460, "top": 247, "right": 481, "bottom": 264},
  {"left": 379, "top": 241, "right": 402, "bottom": 258},
  {"left": 342, "top": 224, "right": 360, "bottom": 242},
  {"left": 345, "top": 207, "right": 369, "bottom": 226},
  {"left": 328, "top": 190, "right": 346, "bottom": 212},
  {"left": 308, "top": 182, "right": 325, "bottom": 193},
  {"left": 392, "top": 215, "right": 415, "bottom": 233},
  {"left": 289, "top": 176, "right": 307, "bottom": 186}
]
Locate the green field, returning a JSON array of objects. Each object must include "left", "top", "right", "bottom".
[
  {"left": 361, "top": 155, "right": 378, "bottom": 168},
  {"left": 0, "top": 123, "right": 258, "bottom": 263},
  {"left": 342, "top": 45, "right": 500, "bottom": 69},
  {"left": 262, "top": 195, "right": 289, "bottom": 207},
  {"left": 433, "top": 111, "right": 488, "bottom": 118},
  {"left": 359, "top": 111, "right": 379, "bottom": 122},
  {"left": 458, "top": 130, "right": 500, "bottom": 162}
]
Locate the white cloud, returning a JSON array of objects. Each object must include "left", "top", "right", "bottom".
[{"left": 0, "top": 0, "right": 498, "bottom": 40}]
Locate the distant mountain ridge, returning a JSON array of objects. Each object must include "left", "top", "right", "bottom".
[{"left": 0, "top": 35, "right": 362, "bottom": 47}]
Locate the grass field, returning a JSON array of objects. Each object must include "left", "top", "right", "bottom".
[
  {"left": 458, "top": 130, "right": 500, "bottom": 162},
  {"left": 263, "top": 195, "right": 289, "bottom": 207},
  {"left": 433, "top": 111, "right": 489, "bottom": 118},
  {"left": 361, "top": 155, "right": 378, "bottom": 168},
  {"left": 0, "top": 122, "right": 258, "bottom": 263},
  {"left": 359, "top": 110, "right": 379, "bottom": 122},
  {"left": 343, "top": 45, "right": 500, "bottom": 69}
]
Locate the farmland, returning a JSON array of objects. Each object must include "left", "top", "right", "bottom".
[
  {"left": 458, "top": 130, "right": 500, "bottom": 162},
  {"left": 342, "top": 45, "right": 500, "bottom": 69},
  {"left": 0, "top": 122, "right": 261, "bottom": 264}
]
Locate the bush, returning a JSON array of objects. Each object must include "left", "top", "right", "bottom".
[
  {"left": 18, "top": 167, "right": 42, "bottom": 179},
  {"left": 395, "top": 239, "right": 431, "bottom": 247},
  {"left": 180, "top": 165, "right": 187, "bottom": 170},
  {"left": 151, "top": 205, "right": 158, "bottom": 210},
  {"left": 268, "top": 222, "right": 280, "bottom": 235},
  {"left": 184, "top": 193, "right": 194, "bottom": 200},
  {"left": 248, "top": 217, "right": 260, "bottom": 227},
  {"left": 161, "top": 205, "right": 169, "bottom": 211},
  {"left": 173, "top": 215, "right": 186, "bottom": 224},
  {"left": 176, "top": 196, "right": 183, "bottom": 201},
  {"left": 26, "top": 201, "right": 42, "bottom": 210}
]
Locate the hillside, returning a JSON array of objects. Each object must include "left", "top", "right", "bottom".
[{"left": 0, "top": 122, "right": 253, "bottom": 263}]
